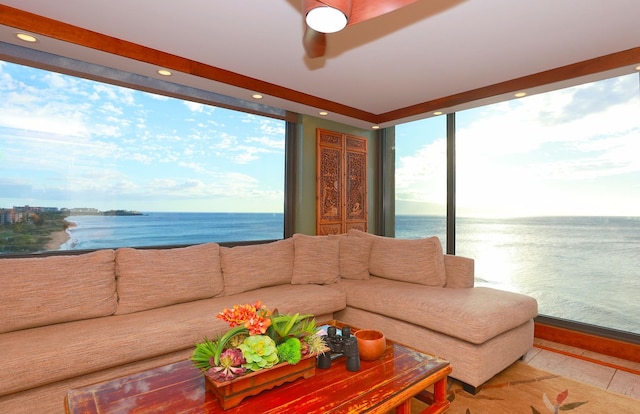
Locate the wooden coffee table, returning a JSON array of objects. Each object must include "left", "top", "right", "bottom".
[{"left": 65, "top": 336, "right": 451, "bottom": 413}]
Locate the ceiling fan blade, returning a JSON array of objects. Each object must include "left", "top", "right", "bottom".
[
  {"left": 303, "top": 25, "right": 327, "bottom": 58},
  {"left": 348, "top": 0, "right": 419, "bottom": 25}
]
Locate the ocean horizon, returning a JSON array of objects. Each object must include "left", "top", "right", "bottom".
[{"left": 60, "top": 212, "right": 640, "bottom": 335}]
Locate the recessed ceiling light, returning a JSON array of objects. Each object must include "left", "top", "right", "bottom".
[
  {"left": 433, "top": 111, "right": 443, "bottom": 116},
  {"left": 635, "top": 65, "right": 640, "bottom": 71},
  {"left": 318, "top": 111, "right": 328, "bottom": 116},
  {"left": 372, "top": 125, "right": 380, "bottom": 130},
  {"left": 514, "top": 92, "right": 527, "bottom": 98},
  {"left": 16, "top": 33, "right": 37, "bottom": 43},
  {"left": 157, "top": 69, "right": 172, "bottom": 76},
  {"left": 252, "top": 94, "right": 263, "bottom": 99}
]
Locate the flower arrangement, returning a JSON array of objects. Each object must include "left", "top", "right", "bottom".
[{"left": 191, "top": 301, "right": 327, "bottom": 382}]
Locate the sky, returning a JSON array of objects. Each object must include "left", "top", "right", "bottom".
[
  {"left": 0, "top": 61, "right": 286, "bottom": 213},
  {"left": 1, "top": 60, "right": 638, "bottom": 217},
  {"left": 396, "top": 72, "right": 640, "bottom": 217}
]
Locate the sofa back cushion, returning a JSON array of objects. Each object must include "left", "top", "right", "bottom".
[
  {"left": 291, "top": 233, "right": 340, "bottom": 285},
  {"left": 221, "top": 238, "right": 294, "bottom": 295},
  {"left": 348, "top": 229, "right": 446, "bottom": 286},
  {"left": 0, "top": 250, "right": 117, "bottom": 334},
  {"left": 115, "top": 243, "right": 223, "bottom": 314},
  {"left": 329, "top": 233, "right": 373, "bottom": 280}
]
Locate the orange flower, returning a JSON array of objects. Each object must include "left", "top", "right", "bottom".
[{"left": 217, "top": 301, "right": 272, "bottom": 335}]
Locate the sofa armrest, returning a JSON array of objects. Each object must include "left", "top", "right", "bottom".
[{"left": 443, "top": 254, "right": 474, "bottom": 288}]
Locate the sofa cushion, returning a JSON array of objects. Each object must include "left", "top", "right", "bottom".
[
  {"left": 221, "top": 238, "right": 294, "bottom": 295},
  {"left": 331, "top": 277, "right": 538, "bottom": 344},
  {"left": 0, "top": 284, "right": 346, "bottom": 397},
  {"left": 348, "top": 229, "right": 446, "bottom": 286},
  {"left": 0, "top": 250, "right": 117, "bottom": 334},
  {"left": 329, "top": 233, "right": 373, "bottom": 280},
  {"left": 292, "top": 233, "right": 340, "bottom": 285},
  {"left": 115, "top": 243, "right": 223, "bottom": 315}
]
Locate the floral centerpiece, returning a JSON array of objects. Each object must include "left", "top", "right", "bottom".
[{"left": 191, "top": 301, "right": 327, "bottom": 383}]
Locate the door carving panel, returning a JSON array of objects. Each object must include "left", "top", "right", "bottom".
[{"left": 316, "top": 129, "right": 367, "bottom": 235}]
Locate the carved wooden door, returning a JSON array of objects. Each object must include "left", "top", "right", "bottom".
[{"left": 316, "top": 129, "right": 367, "bottom": 235}]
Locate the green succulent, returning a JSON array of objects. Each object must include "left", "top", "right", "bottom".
[{"left": 238, "top": 335, "right": 279, "bottom": 371}]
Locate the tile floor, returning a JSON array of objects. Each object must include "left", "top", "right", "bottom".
[{"left": 523, "top": 338, "right": 640, "bottom": 400}]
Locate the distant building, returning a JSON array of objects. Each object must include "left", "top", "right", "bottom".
[
  {"left": 0, "top": 205, "right": 63, "bottom": 224},
  {"left": 0, "top": 209, "right": 11, "bottom": 225}
]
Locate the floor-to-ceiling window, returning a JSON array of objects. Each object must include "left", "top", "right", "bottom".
[
  {"left": 0, "top": 60, "right": 286, "bottom": 254},
  {"left": 394, "top": 116, "right": 447, "bottom": 243},
  {"left": 397, "top": 72, "right": 640, "bottom": 336}
]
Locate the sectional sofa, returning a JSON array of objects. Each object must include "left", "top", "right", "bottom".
[{"left": 0, "top": 230, "right": 538, "bottom": 413}]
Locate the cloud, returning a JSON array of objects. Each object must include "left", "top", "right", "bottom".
[
  {"left": 0, "top": 61, "right": 289, "bottom": 213},
  {"left": 395, "top": 138, "right": 446, "bottom": 203},
  {"left": 396, "top": 74, "right": 640, "bottom": 216},
  {"left": 184, "top": 101, "right": 205, "bottom": 112},
  {"left": 245, "top": 136, "right": 284, "bottom": 150}
]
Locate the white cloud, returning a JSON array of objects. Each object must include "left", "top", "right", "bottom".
[
  {"left": 245, "top": 136, "right": 284, "bottom": 150},
  {"left": 184, "top": 101, "right": 205, "bottom": 112},
  {"left": 395, "top": 138, "right": 446, "bottom": 203},
  {"left": 397, "top": 76, "right": 640, "bottom": 216}
]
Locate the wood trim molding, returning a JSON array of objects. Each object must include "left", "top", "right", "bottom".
[
  {"left": 0, "top": 4, "right": 377, "bottom": 124},
  {"left": 534, "top": 321, "right": 640, "bottom": 364},
  {"left": 378, "top": 46, "right": 640, "bottom": 123},
  {"left": 1, "top": 4, "right": 638, "bottom": 126}
]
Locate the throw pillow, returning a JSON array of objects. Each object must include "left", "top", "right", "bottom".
[
  {"left": 329, "top": 233, "right": 373, "bottom": 279},
  {"left": 291, "top": 233, "right": 340, "bottom": 284},
  {"left": 347, "top": 229, "right": 446, "bottom": 286}
]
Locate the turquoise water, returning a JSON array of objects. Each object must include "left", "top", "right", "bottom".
[{"left": 62, "top": 213, "right": 640, "bottom": 335}]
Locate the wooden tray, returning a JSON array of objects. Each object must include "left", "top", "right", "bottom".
[{"left": 205, "top": 355, "right": 317, "bottom": 409}]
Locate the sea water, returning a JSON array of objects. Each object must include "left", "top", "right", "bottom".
[
  {"left": 61, "top": 213, "right": 640, "bottom": 335},
  {"left": 61, "top": 212, "right": 284, "bottom": 249}
]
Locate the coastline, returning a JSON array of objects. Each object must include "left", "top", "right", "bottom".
[{"left": 45, "top": 220, "right": 76, "bottom": 251}]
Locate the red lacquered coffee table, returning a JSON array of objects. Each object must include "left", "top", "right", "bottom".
[{"left": 65, "top": 333, "right": 451, "bottom": 413}]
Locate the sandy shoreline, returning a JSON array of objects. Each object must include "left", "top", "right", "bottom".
[
  {"left": 45, "top": 220, "right": 77, "bottom": 251},
  {"left": 45, "top": 230, "right": 70, "bottom": 251}
]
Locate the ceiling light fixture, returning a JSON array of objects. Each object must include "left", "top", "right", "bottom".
[
  {"left": 372, "top": 125, "right": 380, "bottom": 130},
  {"left": 635, "top": 65, "right": 640, "bottom": 71},
  {"left": 16, "top": 33, "right": 37, "bottom": 43},
  {"left": 318, "top": 111, "right": 328, "bottom": 116},
  {"left": 157, "top": 69, "right": 172, "bottom": 76},
  {"left": 252, "top": 94, "right": 263, "bottom": 99},
  {"left": 304, "top": 0, "right": 351, "bottom": 33},
  {"left": 433, "top": 111, "right": 443, "bottom": 116},
  {"left": 514, "top": 92, "right": 527, "bottom": 98}
]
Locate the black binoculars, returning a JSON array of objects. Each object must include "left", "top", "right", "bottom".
[{"left": 316, "top": 326, "right": 360, "bottom": 372}]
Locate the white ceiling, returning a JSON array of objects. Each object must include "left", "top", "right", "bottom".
[{"left": 1, "top": 0, "right": 640, "bottom": 129}]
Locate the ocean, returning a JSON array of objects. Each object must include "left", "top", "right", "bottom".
[
  {"left": 61, "top": 212, "right": 285, "bottom": 249},
  {"left": 62, "top": 213, "right": 640, "bottom": 335}
]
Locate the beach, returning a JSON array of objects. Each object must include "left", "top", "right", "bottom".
[{"left": 45, "top": 220, "right": 76, "bottom": 251}]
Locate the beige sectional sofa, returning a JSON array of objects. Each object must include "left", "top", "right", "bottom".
[{"left": 0, "top": 230, "right": 537, "bottom": 413}]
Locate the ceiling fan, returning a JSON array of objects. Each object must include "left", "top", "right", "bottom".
[{"left": 302, "top": 0, "right": 419, "bottom": 58}]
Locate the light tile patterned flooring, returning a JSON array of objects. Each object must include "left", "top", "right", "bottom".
[{"left": 523, "top": 338, "right": 640, "bottom": 400}]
